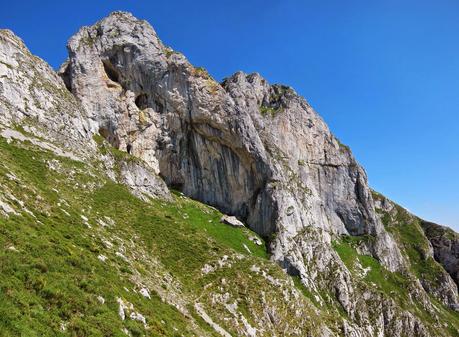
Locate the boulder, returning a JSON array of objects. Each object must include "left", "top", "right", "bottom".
[{"left": 220, "top": 215, "right": 245, "bottom": 227}]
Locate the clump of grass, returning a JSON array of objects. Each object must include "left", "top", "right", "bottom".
[
  {"left": 192, "top": 66, "right": 211, "bottom": 79},
  {"left": 337, "top": 139, "right": 350, "bottom": 152},
  {"left": 333, "top": 236, "right": 409, "bottom": 303},
  {"left": 259, "top": 105, "right": 282, "bottom": 117}
]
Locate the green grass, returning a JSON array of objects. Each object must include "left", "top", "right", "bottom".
[
  {"left": 332, "top": 238, "right": 356, "bottom": 267},
  {"left": 421, "top": 220, "right": 458, "bottom": 241},
  {"left": 192, "top": 67, "right": 212, "bottom": 79},
  {"left": 371, "top": 195, "right": 459, "bottom": 334},
  {"left": 3, "top": 130, "right": 459, "bottom": 336},
  {"left": 93, "top": 134, "right": 141, "bottom": 164},
  {"left": 0, "top": 137, "right": 202, "bottom": 336},
  {"left": 90, "top": 182, "right": 268, "bottom": 290},
  {"left": 333, "top": 236, "right": 410, "bottom": 304},
  {"left": 373, "top": 192, "right": 446, "bottom": 283},
  {"left": 0, "top": 212, "right": 192, "bottom": 336},
  {"left": 0, "top": 135, "right": 273, "bottom": 336},
  {"left": 259, "top": 105, "right": 282, "bottom": 117},
  {"left": 381, "top": 205, "right": 445, "bottom": 285},
  {"left": 336, "top": 139, "right": 350, "bottom": 152},
  {"left": 292, "top": 276, "right": 319, "bottom": 306}
]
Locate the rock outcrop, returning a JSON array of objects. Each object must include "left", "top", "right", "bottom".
[
  {"left": 0, "top": 26, "right": 170, "bottom": 200},
  {"left": 1, "top": 11, "right": 459, "bottom": 336},
  {"left": 0, "top": 29, "right": 89, "bottom": 153},
  {"left": 373, "top": 192, "right": 459, "bottom": 308},
  {"left": 421, "top": 220, "right": 459, "bottom": 287},
  {"left": 60, "top": 11, "right": 404, "bottom": 272}
]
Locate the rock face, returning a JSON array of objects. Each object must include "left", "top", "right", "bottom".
[
  {"left": 421, "top": 220, "right": 459, "bottom": 287},
  {"left": 0, "top": 27, "right": 170, "bottom": 200},
  {"left": 0, "top": 29, "right": 89, "bottom": 154},
  {"left": 61, "top": 12, "right": 403, "bottom": 271},
  {"left": 2, "top": 11, "right": 459, "bottom": 336}
]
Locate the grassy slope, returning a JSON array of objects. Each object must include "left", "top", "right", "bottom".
[
  {"left": 0, "top": 136, "right": 199, "bottom": 336},
  {"left": 380, "top": 205, "right": 459, "bottom": 336},
  {"left": 330, "top": 192, "right": 459, "bottom": 336},
  {"left": 3, "top": 130, "right": 458, "bottom": 336},
  {"left": 0, "top": 135, "right": 324, "bottom": 336},
  {"left": 332, "top": 237, "right": 458, "bottom": 335}
]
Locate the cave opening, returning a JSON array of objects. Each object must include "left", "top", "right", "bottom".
[
  {"left": 135, "top": 93, "right": 149, "bottom": 110},
  {"left": 60, "top": 63, "right": 72, "bottom": 92},
  {"left": 102, "top": 60, "right": 120, "bottom": 83}
]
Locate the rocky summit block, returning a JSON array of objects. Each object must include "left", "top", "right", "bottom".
[{"left": 1, "top": 11, "right": 459, "bottom": 337}]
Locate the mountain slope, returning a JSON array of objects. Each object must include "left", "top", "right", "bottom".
[
  {"left": 0, "top": 132, "right": 333, "bottom": 336},
  {"left": 1, "top": 12, "right": 459, "bottom": 336}
]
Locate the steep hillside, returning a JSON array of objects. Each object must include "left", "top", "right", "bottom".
[
  {"left": 1, "top": 12, "right": 459, "bottom": 337},
  {"left": 0, "top": 131, "right": 339, "bottom": 336}
]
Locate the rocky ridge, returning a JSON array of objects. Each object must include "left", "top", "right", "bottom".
[{"left": 1, "top": 11, "right": 459, "bottom": 337}]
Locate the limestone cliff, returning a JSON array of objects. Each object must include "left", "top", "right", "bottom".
[
  {"left": 60, "top": 11, "right": 404, "bottom": 272},
  {"left": 1, "top": 11, "right": 459, "bottom": 337}
]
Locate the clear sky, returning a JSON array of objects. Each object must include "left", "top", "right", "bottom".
[{"left": 1, "top": 0, "right": 458, "bottom": 230}]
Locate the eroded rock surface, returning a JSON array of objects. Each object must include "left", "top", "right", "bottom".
[
  {"left": 421, "top": 220, "right": 459, "bottom": 287},
  {"left": 0, "top": 27, "right": 170, "bottom": 200},
  {"left": 61, "top": 11, "right": 404, "bottom": 273},
  {"left": 0, "top": 29, "right": 89, "bottom": 154}
]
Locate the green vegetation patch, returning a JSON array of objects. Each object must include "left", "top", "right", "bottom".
[
  {"left": 380, "top": 204, "right": 445, "bottom": 284},
  {"left": 0, "top": 135, "right": 269, "bottom": 336},
  {"left": 333, "top": 235, "right": 409, "bottom": 303},
  {"left": 0, "top": 138, "right": 196, "bottom": 336},
  {"left": 259, "top": 105, "right": 283, "bottom": 117},
  {"left": 90, "top": 183, "right": 268, "bottom": 290}
]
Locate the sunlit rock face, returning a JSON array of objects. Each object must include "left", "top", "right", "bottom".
[
  {"left": 61, "top": 11, "right": 404, "bottom": 269},
  {"left": 0, "top": 29, "right": 90, "bottom": 154}
]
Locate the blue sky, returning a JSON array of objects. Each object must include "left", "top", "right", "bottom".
[{"left": 1, "top": 0, "right": 458, "bottom": 230}]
